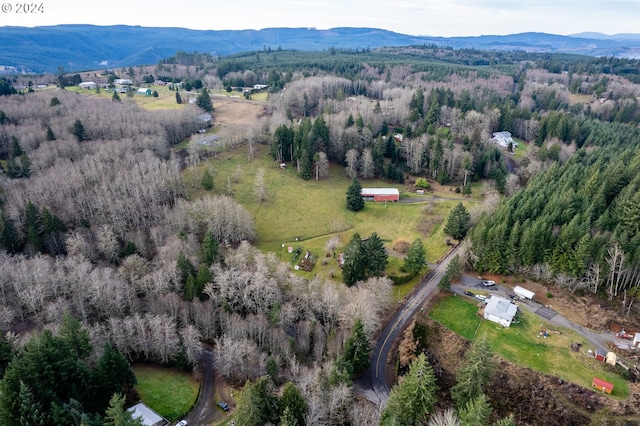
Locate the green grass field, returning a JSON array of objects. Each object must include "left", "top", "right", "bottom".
[
  {"left": 133, "top": 364, "right": 200, "bottom": 421},
  {"left": 187, "top": 143, "right": 479, "bottom": 286},
  {"left": 429, "top": 294, "right": 630, "bottom": 398}
]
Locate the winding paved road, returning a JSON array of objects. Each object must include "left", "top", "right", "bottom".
[
  {"left": 365, "top": 247, "right": 458, "bottom": 406},
  {"left": 185, "top": 348, "right": 220, "bottom": 425}
]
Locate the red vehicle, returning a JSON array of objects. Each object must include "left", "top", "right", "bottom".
[{"left": 616, "top": 331, "right": 632, "bottom": 340}]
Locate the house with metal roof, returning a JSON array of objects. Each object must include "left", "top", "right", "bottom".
[
  {"left": 361, "top": 188, "right": 399, "bottom": 202},
  {"left": 483, "top": 295, "right": 518, "bottom": 327}
]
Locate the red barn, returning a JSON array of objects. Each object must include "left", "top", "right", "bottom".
[
  {"left": 361, "top": 188, "right": 399, "bottom": 202},
  {"left": 594, "top": 348, "right": 607, "bottom": 362},
  {"left": 592, "top": 378, "right": 614, "bottom": 394}
]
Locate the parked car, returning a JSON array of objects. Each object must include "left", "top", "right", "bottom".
[
  {"left": 464, "top": 291, "right": 474, "bottom": 297},
  {"left": 217, "top": 401, "right": 229, "bottom": 411},
  {"left": 482, "top": 280, "right": 496, "bottom": 287},
  {"left": 176, "top": 421, "right": 187, "bottom": 426},
  {"left": 475, "top": 294, "right": 487, "bottom": 301}
]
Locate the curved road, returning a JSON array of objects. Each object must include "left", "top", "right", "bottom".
[
  {"left": 366, "top": 247, "right": 458, "bottom": 406},
  {"left": 185, "top": 348, "right": 220, "bottom": 425}
]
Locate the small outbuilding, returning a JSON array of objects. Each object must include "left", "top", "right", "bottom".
[
  {"left": 592, "top": 377, "right": 614, "bottom": 394},
  {"left": 483, "top": 295, "right": 518, "bottom": 327},
  {"left": 605, "top": 351, "right": 618, "bottom": 366},
  {"left": 79, "top": 81, "right": 96, "bottom": 90},
  {"left": 137, "top": 87, "right": 152, "bottom": 96},
  {"left": 513, "top": 286, "right": 535, "bottom": 300},
  {"left": 127, "top": 402, "right": 169, "bottom": 426},
  {"left": 594, "top": 348, "right": 607, "bottom": 362},
  {"left": 361, "top": 188, "right": 399, "bottom": 202},
  {"left": 633, "top": 332, "right": 640, "bottom": 347}
]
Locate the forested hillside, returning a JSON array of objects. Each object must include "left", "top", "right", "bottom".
[{"left": 2, "top": 44, "right": 640, "bottom": 424}]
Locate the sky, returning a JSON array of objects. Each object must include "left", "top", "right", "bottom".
[{"left": 1, "top": 0, "right": 639, "bottom": 37}]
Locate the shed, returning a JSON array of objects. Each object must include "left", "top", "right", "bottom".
[
  {"left": 605, "top": 351, "right": 618, "bottom": 366},
  {"left": 592, "top": 378, "right": 614, "bottom": 394},
  {"left": 594, "top": 348, "right": 607, "bottom": 362},
  {"left": 138, "top": 88, "right": 152, "bottom": 96},
  {"left": 513, "top": 286, "right": 535, "bottom": 300},
  {"left": 79, "top": 81, "right": 96, "bottom": 90},
  {"left": 483, "top": 295, "right": 518, "bottom": 327},
  {"left": 633, "top": 332, "right": 640, "bottom": 347},
  {"left": 127, "top": 402, "right": 169, "bottom": 426},
  {"left": 361, "top": 188, "right": 399, "bottom": 202}
]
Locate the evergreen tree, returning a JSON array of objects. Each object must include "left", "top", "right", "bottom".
[
  {"left": 444, "top": 202, "right": 471, "bottom": 241},
  {"left": 342, "top": 233, "right": 365, "bottom": 286},
  {"left": 458, "top": 393, "right": 492, "bottom": 426},
  {"left": 104, "top": 393, "right": 143, "bottom": 426},
  {"left": 183, "top": 274, "right": 197, "bottom": 302},
  {"left": 0, "top": 213, "right": 22, "bottom": 253},
  {"left": 404, "top": 238, "right": 427, "bottom": 275},
  {"left": 196, "top": 88, "right": 213, "bottom": 112},
  {"left": 364, "top": 232, "right": 388, "bottom": 276},
  {"left": 112, "top": 91, "right": 121, "bottom": 102},
  {"left": 95, "top": 345, "right": 137, "bottom": 410},
  {"left": 201, "top": 169, "right": 214, "bottom": 190},
  {"left": 45, "top": 126, "right": 56, "bottom": 141},
  {"left": 25, "top": 201, "right": 44, "bottom": 253},
  {"left": 201, "top": 231, "right": 219, "bottom": 266},
  {"left": 152, "top": 90, "right": 159, "bottom": 98},
  {"left": 50, "top": 96, "right": 61, "bottom": 107},
  {"left": 346, "top": 178, "right": 364, "bottom": 212},
  {"left": 451, "top": 335, "right": 495, "bottom": 409},
  {"left": 175, "top": 91, "right": 182, "bottom": 104},
  {"left": 342, "top": 318, "right": 370, "bottom": 375},
  {"left": 279, "top": 382, "right": 307, "bottom": 426},
  {"left": 176, "top": 252, "right": 196, "bottom": 286},
  {"left": 195, "top": 264, "right": 212, "bottom": 300},
  {"left": 438, "top": 273, "right": 451, "bottom": 291},
  {"left": 72, "top": 119, "right": 87, "bottom": 142},
  {"left": 235, "top": 376, "right": 277, "bottom": 426},
  {"left": 18, "top": 382, "right": 47, "bottom": 426},
  {"left": 380, "top": 353, "right": 438, "bottom": 425},
  {"left": 446, "top": 254, "right": 463, "bottom": 282}
]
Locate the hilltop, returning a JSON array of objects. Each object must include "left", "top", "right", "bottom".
[{"left": 1, "top": 24, "right": 640, "bottom": 73}]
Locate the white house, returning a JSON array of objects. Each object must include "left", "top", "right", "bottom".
[
  {"left": 114, "top": 78, "right": 132, "bottom": 85},
  {"left": 78, "top": 81, "right": 97, "bottom": 90},
  {"left": 127, "top": 402, "right": 169, "bottom": 426},
  {"left": 513, "top": 286, "right": 535, "bottom": 300},
  {"left": 484, "top": 295, "right": 518, "bottom": 327},
  {"left": 491, "top": 131, "right": 517, "bottom": 149}
]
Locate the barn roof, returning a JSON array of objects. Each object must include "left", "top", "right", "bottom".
[
  {"left": 592, "top": 377, "right": 614, "bottom": 390},
  {"left": 361, "top": 188, "right": 399, "bottom": 196}
]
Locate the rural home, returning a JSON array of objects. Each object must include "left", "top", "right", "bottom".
[
  {"left": 114, "top": 78, "right": 132, "bottom": 85},
  {"left": 78, "top": 81, "right": 97, "bottom": 90},
  {"left": 483, "top": 295, "right": 518, "bottom": 327},
  {"left": 137, "top": 88, "right": 152, "bottom": 96},
  {"left": 127, "top": 402, "right": 169, "bottom": 426},
  {"left": 592, "top": 378, "right": 614, "bottom": 394},
  {"left": 491, "top": 131, "right": 517, "bottom": 149},
  {"left": 361, "top": 188, "right": 400, "bottom": 202},
  {"left": 513, "top": 286, "right": 535, "bottom": 300},
  {"left": 633, "top": 332, "right": 640, "bottom": 347}
]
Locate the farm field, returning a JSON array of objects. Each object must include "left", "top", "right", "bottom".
[
  {"left": 187, "top": 142, "right": 480, "bottom": 284},
  {"left": 429, "top": 294, "right": 630, "bottom": 398},
  {"left": 133, "top": 364, "right": 199, "bottom": 422}
]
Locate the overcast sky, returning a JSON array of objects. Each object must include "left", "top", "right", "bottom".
[{"left": 2, "top": 0, "right": 639, "bottom": 37}]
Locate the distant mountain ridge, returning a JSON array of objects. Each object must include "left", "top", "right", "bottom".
[{"left": 1, "top": 24, "right": 639, "bottom": 73}]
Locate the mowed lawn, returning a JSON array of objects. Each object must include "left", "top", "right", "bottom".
[
  {"left": 133, "top": 364, "right": 200, "bottom": 422},
  {"left": 429, "top": 294, "right": 629, "bottom": 398}
]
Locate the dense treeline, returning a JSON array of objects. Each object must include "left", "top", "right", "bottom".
[{"left": 469, "top": 118, "right": 640, "bottom": 306}]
